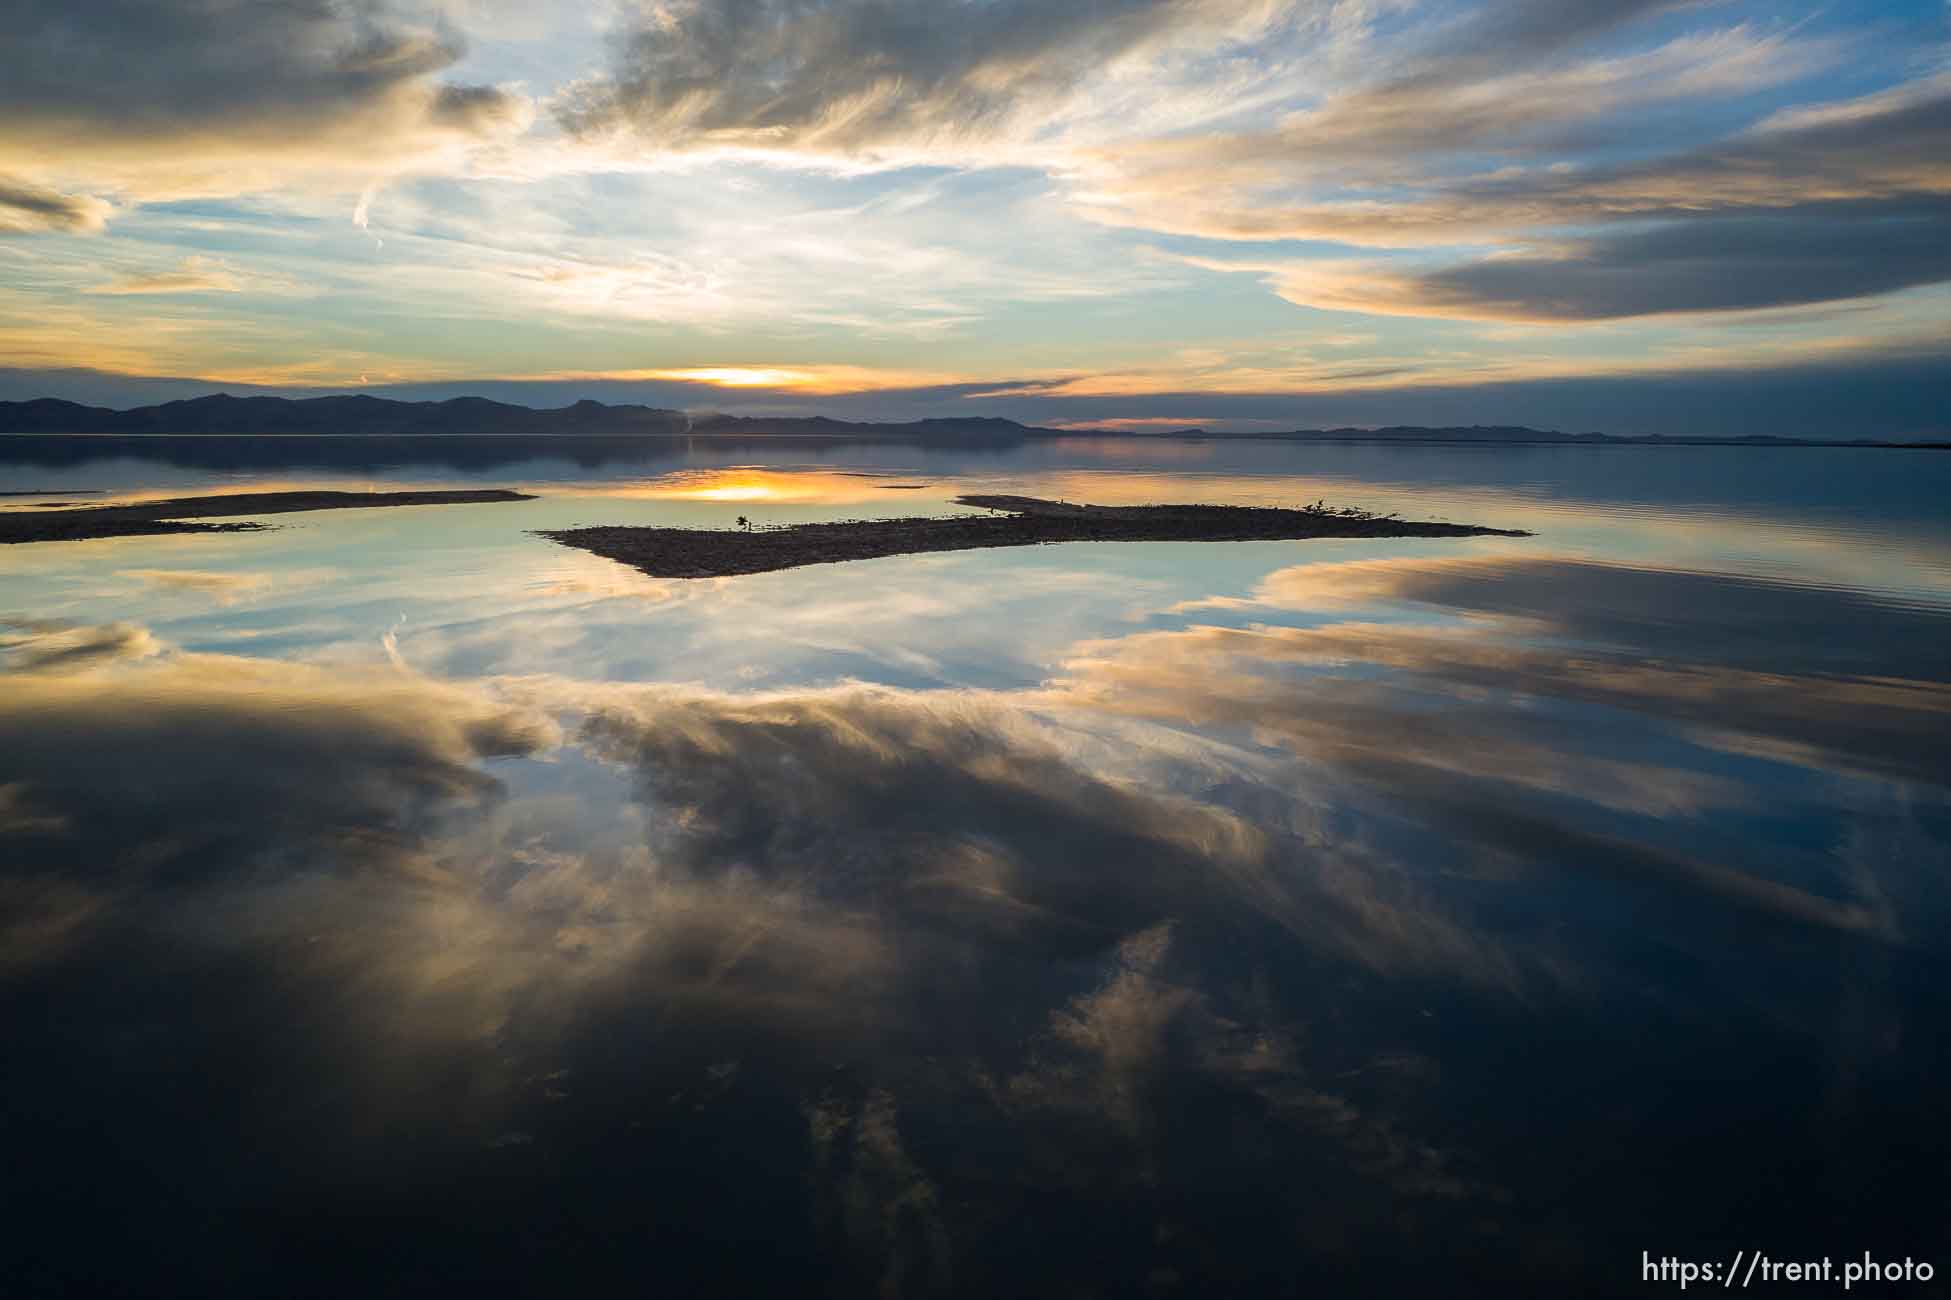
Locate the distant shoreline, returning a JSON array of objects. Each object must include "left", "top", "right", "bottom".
[
  {"left": 2, "top": 395, "right": 1943, "bottom": 447},
  {"left": 2, "top": 431, "right": 1944, "bottom": 450},
  {"left": 538, "top": 494, "right": 1530, "bottom": 579},
  {"left": 0, "top": 488, "right": 534, "bottom": 544}
]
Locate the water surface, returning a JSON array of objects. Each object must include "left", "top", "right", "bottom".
[{"left": 4, "top": 436, "right": 1947, "bottom": 1297}]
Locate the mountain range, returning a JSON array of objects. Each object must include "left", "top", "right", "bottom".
[{"left": 0, "top": 393, "right": 1938, "bottom": 446}]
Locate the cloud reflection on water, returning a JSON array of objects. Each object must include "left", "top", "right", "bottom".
[
  {"left": 3, "top": 531, "right": 1949, "bottom": 1296},
  {"left": 1158, "top": 554, "right": 1951, "bottom": 788},
  {"left": 0, "top": 617, "right": 1535, "bottom": 1291}
]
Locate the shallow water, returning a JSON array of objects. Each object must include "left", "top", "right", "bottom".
[{"left": 3, "top": 436, "right": 1948, "bottom": 1298}]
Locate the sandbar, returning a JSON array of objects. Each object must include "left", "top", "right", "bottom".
[
  {"left": 1, "top": 488, "right": 535, "bottom": 543},
  {"left": 538, "top": 494, "right": 1528, "bottom": 578}
]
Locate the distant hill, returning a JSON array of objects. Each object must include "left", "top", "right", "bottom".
[
  {"left": 0, "top": 394, "right": 690, "bottom": 437},
  {"left": 685, "top": 413, "right": 1051, "bottom": 443},
  {"left": 0, "top": 394, "right": 1936, "bottom": 446},
  {"left": 0, "top": 395, "right": 1060, "bottom": 441},
  {"left": 1169, "top": 424, "right": 1874, "bottom": 445}
]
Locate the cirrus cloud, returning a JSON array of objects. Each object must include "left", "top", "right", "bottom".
[{"left": 555, "top": 0, "right": 1289, "bottom": 160}]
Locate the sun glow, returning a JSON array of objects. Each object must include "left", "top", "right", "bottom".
[
  {"left": 587, "top": 469, "right": 942, "bottom": 506},
  {"left": 519, "top": 364, "right": 981, "bottom": 395},
  {"left": 659, "top": 367, "right": 810, "bottom": 388}
]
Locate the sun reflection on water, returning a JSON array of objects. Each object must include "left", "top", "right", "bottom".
[{"left": 690, "top": 483, "right": 778, "bottom": 501}]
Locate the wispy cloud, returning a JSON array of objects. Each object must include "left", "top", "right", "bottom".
[
  {"left": 115, "top": 568, "right": 275, "bottom": 603},
  {"left": 554, "top": 0, "right": 1290, "bottom": 159},
  {"left": 0, "top": 617, "right": 163, "bottom": 672},
  {"left": 86, "top": 256, "right": 248, "bottom": 297},
  {"left": 1176, "top": 211, "right": 1951, "bottom": 324},
  {"left": 0, "top": 174, "right": 111, "bottom": 235}
]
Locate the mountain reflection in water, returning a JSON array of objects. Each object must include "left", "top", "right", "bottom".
[{"left": 2, "top": 439, "right": 1947, "bottom": 1298}]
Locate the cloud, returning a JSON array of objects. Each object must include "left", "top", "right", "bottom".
[
  {"left": 0, "top": 618, "right": 163, "bottom": 672},
  {"left": 556, "top": 0, "right": 1284, "bottom": 158},
  {"left": 1238, "top": 210, "right": 1951, "bottom": 322},
  {"left": 1242, "top": 554, "right": 1951, "bottom": 682},
  {"left": 0, "top": 646, "right": 559, "bottom": 876},
  {"left": 0, "top": 631, "right": 1503, "bottom": 1190},
  {"left": 1055, "top": 22, "right": 1951, "bottom": 322},
  {"left": 116, "top": 567, "right": 292, "bottom": 605},
  {"left": 428, "top": 80, "right": 534, "bottom": 134},
  {"left": 0, "top": 622, "right": 1525, "bottom": 1016},
  {"left": 557, "top": 0, "right": 1715, "bottom": 168},
  {"left": 0, "top": 781, "right": 69, "bottom": 837},
  {"left": 0, "top": 627, "right": 564, "bottom": 1021},
  {"left": 1103, "top": 31, "right": 1929, "bottom": 230},
  {"left": 1301, "top": 25, "right": 1818, "bottom": 163},
  {"left": 87, "top": 256, "right": 247, "bottom": 297},
  {"left": 1438, "top": 0, "right": 1683, "bottom": 57},
  {"left": 0, "top": 173, "right": 111, "bottom": 234},
  {"left": 0, "top": 0, "right": 1942, "bottom": 401},
  {"left": 0, "top": 0, "right": 533, "bottom": 210},
  {"left": 546, "top": 678, "right": 1545, "bottom": 993},
  {"left": 1174, "top": 66, "right": 1951, "bottom": 317},
  {"left": 1056, "top": 613, "right": 1922, "bottom": 936},
  {"left": 1074, "top": 24, "right": 1844, "bottom": 234},
  {"left": 7, "top": 319, "right": 1951, "bottom": 436},
  {"left": 571, "top": 683, "right": 1274, "bottom": 946},
  {"left": 802, "top": 1086, "right": 954, "bottom": 1292}
]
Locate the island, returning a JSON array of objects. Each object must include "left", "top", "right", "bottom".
[
  {"left": 537, "top": 494, "right": 1528, "bottom": 578},
  {"left": 1, "top": 488, "right": 535, "bottom": 544}
]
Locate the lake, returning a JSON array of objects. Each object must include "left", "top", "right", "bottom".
[{"left": 3, "top": 435, "right": 1947, "bottom": 1297}]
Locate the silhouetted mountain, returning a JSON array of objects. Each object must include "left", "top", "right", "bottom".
[
  {"left": 688, "top": 413, "right": 1050, "bottom": 444},
  {"left": 1222, "top": 425, "right": 1853, "bottom": 445},
  {"left": 0, "top": 393, "right": 691, "bottom": 437},
  {"left": 1280, "top": 424, "right": 1601, "bottom": 442},
  {"left": 0, "top": 397, "right": 1096, "bottom": 444},
  {"left": 0, "top": 395, "right": 1932, "bottom": 446},
  {"left": 1055, "top": 423, "right": 1927, "bottom": 446}
]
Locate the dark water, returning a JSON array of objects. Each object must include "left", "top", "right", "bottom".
[{"left": 3, "top": 436, "right": 1948, "bottom": 1297}]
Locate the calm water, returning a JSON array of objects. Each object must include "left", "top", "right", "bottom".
[{"left": 3, "top": 436, "right": 1948, "bottom": 1298}]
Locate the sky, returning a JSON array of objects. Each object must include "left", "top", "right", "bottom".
[{"left": 1, "top": 0, "right": 1948, "bottom": 435}]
